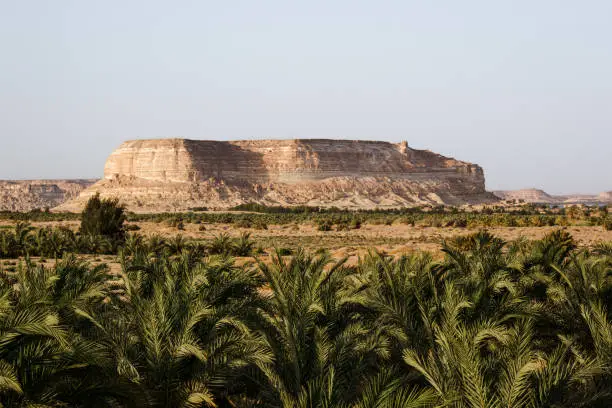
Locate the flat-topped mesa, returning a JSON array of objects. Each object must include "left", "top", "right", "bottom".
[
  {"left": 104, "top": 139, "right": 484, "bottom": 185},
  {"left": 57, "top": 138, "right": 495, "bottom": 212}
]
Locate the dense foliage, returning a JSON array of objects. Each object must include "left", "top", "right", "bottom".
[
  {"left": 0, "top": 230, "right": 610, "bottom": 407},
  {"left": 80, "top": 194, "right": 126, "bottom": 242},
  {"left": 0, "top": 224, "right": 260, "bottom": 258},
  {"left": 1, "top": 203, "right": 609, "bottom": 231}
]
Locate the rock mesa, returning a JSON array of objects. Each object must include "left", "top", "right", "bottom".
[{"left": 57, "top": 139, "right": 496, "bottom": 212}]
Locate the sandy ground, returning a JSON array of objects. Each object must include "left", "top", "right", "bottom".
[{"left": 2, "top": 219, "right": 610, "bottom": 268}]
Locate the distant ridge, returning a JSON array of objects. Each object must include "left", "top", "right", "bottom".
[
  {"left": 0, "top": 180, "right": 96, "bottom": 212},
  {"left": 494, "top": 189, "right": 611, "bottom": 205}
]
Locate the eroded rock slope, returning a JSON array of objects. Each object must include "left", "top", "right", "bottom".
[
  {"left": 57, "top": 139, "right": 497, "bottom": 212},
  {"left": 0, "top": 180, "right": 96, "bottom": 211}
]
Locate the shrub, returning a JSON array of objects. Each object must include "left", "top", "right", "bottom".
[
  {"left": 450, "top": 217, "right": 467, "bottom": 228},
  {"left": 317, "top": 220, "right": 333, "bottom": 232},
  {"left": 349, "top": 217, "right": 362, "bottom": 229},
  {"left": 335, "top": 221, "right": 351, "bottom": 231},
  {"left": 399, "top": 215, "right": 416, "bottom": 226},
  {"left": 188, "top": 206, "right": 208, "bottom": 212},
  {"left": 166, "top": 216, "right": 184, "bottom": 228},
  {"left": 233, "top": 219, "right": 252, "bottom": 229},
  {"left": 277, "top": 247, "right": 293, "bottom": 256},
  {"left": 254, "top": 246, "right": 266, "bottom": 255},
  {"left": 429, "top": 217, "right": 442, "bottom": 228},
  {"left": 79, "top": 194, "right": 126, "bottom": 242},
  {"left": 252, "top": 219, "right": 268, "bottom": 230}
]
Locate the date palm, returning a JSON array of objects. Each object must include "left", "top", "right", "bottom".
[
  {"left": 0, "top": 258, "right": 137, "bottom": 406},
  {"left": 358, "top": 250, "right": 440, "bottom": 356},
  {"left": 440, "top": 231, "right": 532, "bottom": 324},
  {"left": 13, "top": 222, "right": 34, "bottom": 256},
  {"left": 108, "top": 251, "right": 271, "bottom": 407},
  {"left": 254, "top": 249, "right": 384, "bottom": 407},
  {"left": 401, "top": 285, "right": 602, "bottom": 408}
]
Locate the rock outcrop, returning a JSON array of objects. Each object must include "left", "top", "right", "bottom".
[
  {"left": 597, "top": 191, "right": 612, "bottom": 203},
  {"left": 57, "top": 139, "right": 497, "bottom": 212},
  {"left": 494, "top": 189, "right": 612, "bottom": 205},
  {"left": 493, "top": 189, "right": 558, "bottom": 204},
  {"left": 0, "top": 180, "right": 96, "bottom": 212}
]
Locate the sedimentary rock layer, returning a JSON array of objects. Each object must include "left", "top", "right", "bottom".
[
  {"left": 0, "top": 180, "right": 96, "bottom": 212},
  {"left": 58, "top": 139, "right": 496, "bottom": 212},
  {"left": 103, "top": 139, "right": 483, "bottom": 183}
]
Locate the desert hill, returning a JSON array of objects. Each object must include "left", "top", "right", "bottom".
[
  {"left": 492, "top": 189, "right": 557, "bottom": 203},
  {"left": 0, "top": 180, "right": 96, "bottom": 212},
  {"left": 493, "top": 189, "right": 612, "bottom": 205},
  {"left": 56, "top": 139, "right": 497, "bottom": 212}
]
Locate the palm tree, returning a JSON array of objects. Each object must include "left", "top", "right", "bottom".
[
  {"left": 0, "top": 231, "right": 17, "bottom": 258},
  {"left": 123, "top": 232, "right": 146, "bottom": 256},
  {"left": 13, "top": 222, "right": 34, "bottom": 256},
  {"left": 109, "top": 251, "right": 271, "bottom": 406},
  {"left": 439, "top": 231, "right": 532, "bottom": 324},
  {"left": 401, "top": 285, "right": 602, "bottom": 408},
  {"left": 254, "top": 249, "right": 384, "bottom": 407},
  {"left": 0, "top": 259, "right": 136, "bottom": 406},
  {"left": 209, "top": 233, "right": 233, "bottom": 255},
  {"left": 358, "top": 250, "right": 440, "bottom": 357},
  {"left": 166, "top": 234, "right": 189, "bottom": 255},
  {"left": 146, "top": 234, "right": 167, "bottom": 257},
  {"left": 541, "top": 254, "right": 612, "bottom": 393},
  {"left": 233, "top": 232, "right": 255, "bottom": 257}
]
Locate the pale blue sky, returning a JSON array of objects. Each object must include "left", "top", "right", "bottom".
[{"left": 1, "top": 1, "right": 610, "bottom": 194}]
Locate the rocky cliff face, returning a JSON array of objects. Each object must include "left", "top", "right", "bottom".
[
  {"left": 57, "top": 139, "right": 496, "bottom": 212},
  {"left": 0, "top": 180, "right": 96, "bottom": 211}
]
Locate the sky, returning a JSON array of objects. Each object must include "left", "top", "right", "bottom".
[{"left": 0, "top": 1, "right": 610, "bottom": 194}]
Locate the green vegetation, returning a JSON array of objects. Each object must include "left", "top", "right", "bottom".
[
  {"left": 0, "top": 230, "right": 609, "bottom": 406},
  {"left": 1, "top": 203, "right": 608, "bottom": 230},
  {"left": 80, "top": 193, "right": 126, "bottom": 241}
]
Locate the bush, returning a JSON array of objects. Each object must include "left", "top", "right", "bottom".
[
  {"left": 254, "top": 246, "right": 266, "bottom": 255},
  {"left": 335, "top": 221, "right": 351, "bottom": 231},
  {"left": 317, "top": 220, "right": 333, "bottom": 232},
  {"left": 252, "top": 219, "right": 268, "bottom": 230},
  {"left": 166, "top": 216, "right": 184, "bottom": 228},
  {"left": 448, "top": 217, "right": 467, "bottom": 228},
  {"left": 399, "top": 215, "right": 416, "bottom": 226},
  {"left": 277, "top": 247, "right": 293, "bottom": 256},
  {"left": 79, "top": 194, "right": 126, "bottom": 242},
  {"left": 234, "top": 219, "right": 252, "bottom": 229}
]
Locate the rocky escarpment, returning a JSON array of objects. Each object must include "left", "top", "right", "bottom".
[
  {"left": 0, "top": 180, "right": 96, "bottom": 212},
  {"left": 57, "top": 139, "right": 497, "bottom": 212}
]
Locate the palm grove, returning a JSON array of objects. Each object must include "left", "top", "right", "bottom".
[{"left": 0, "top": 195, "right": 610, "bottom": 407}]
